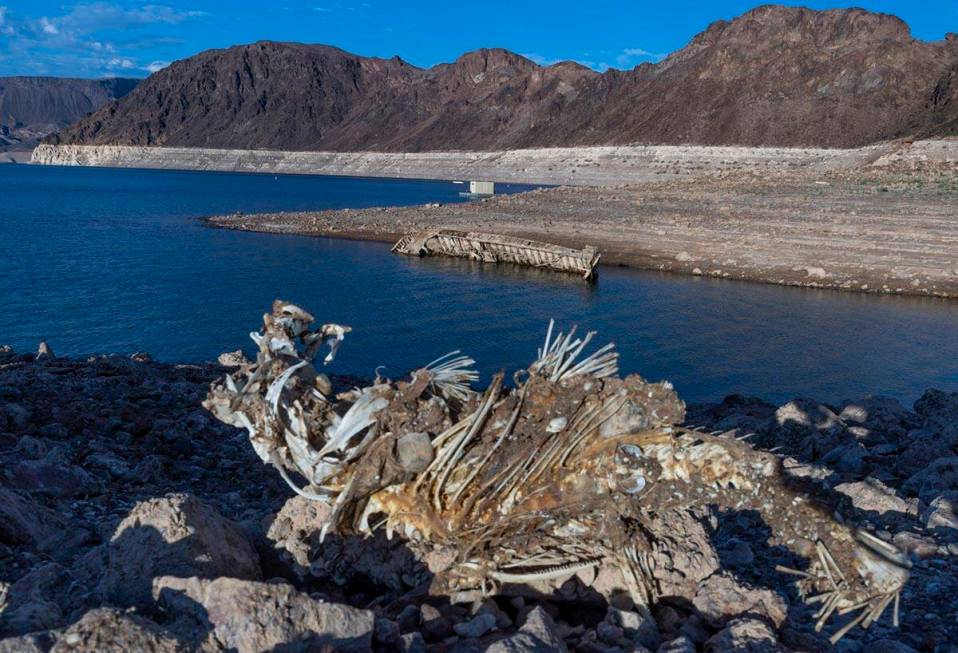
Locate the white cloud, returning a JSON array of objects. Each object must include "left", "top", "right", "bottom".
[
  {"left": 522, "top": 53, "right": 561, "bottom": 66},
  {"left": 615, "top": 47, "right": 666, "bottom": 67},
  {"left": 143, "top": 60, "right": 169, "bottom": 73},
  {"left": 107, "top": 56, "right": 136, "bottom": 69},
  {"left": 39, "top": 16, "right": 58, "bottom": 34},
  {"left": 0, "top": 3, "right": 205, "bottom": 77},
  {"left": 522, "top": 52, "right": 609, "bottom": 71}
]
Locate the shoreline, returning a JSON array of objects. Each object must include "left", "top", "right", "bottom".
[
  {"left": 206, "top": 163, "right": 958, "bottom": 300},
  {"left": 30, "top": 141, "right": 899, "bottom": 186}
]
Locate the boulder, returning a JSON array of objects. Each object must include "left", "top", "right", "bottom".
[
  {"left": 642, "top": 509, "right": 721, "bottom": 598},
  {"left": 606, "top": 606, "right": 660, "bottom": 650},
  {"left": 99, "top": 493, "right": 261, "bottom": 608},
  {"left": 0, "top": 632, "right": 54, "bottom": 653},
  {"left": 0, "top": 564, "right": 71, "bottom": 636},
  {"left": 36, "top": 342, "right": 54, "bottom": 361},
  {"left": 454, "top": 613, "right": 497, "bottom": 639},
  {"left": 9, "top": 457, "right": 103, "bottom": 497},
  {"left": 686, "top": 395, "right": 777, "bottom": 437},
  {"left": 47, "top": 608, "right": 188, "bottom": 653},
  {"left": 153, "top": 576, "right": 374, "bottom": 653},
  {"left": 903, "top": 457, "right": 958, "bottom": 503},
  {"left": 834, "top": 479, "right": 918, "bottom": 519},
  {"left": 400, "top": 632, "right": 426, "bottom": 652},
  {"left": 705, "top": 618, "right": 787, "bottom": 652},
  {"left": 770, "top": 399, "right": 848, "bottom": 460},
  {"left": 0, "top": 488, "right": 88, "bottom": 557},
  {"left": 839, "top": 396, "right": 917, "bottom": 441},
  {"left": 913, "top": 389, "right": 958, "bottom": 444},
  {"left": 657, "top": 636, "right": 697, "bottom": 653},
  {"left": 692, "top": 573, "right": 788, "bottom": 629},
  {"left": 267, "top": 495, "right": 428, "bottom": 591},
  {"left": 484, "top": 607, "right": 568, "bottom": 653},
  {"left": 922, "top": 492, "right": 958, "bottom": 533},
  {"left": 397, "top": 431, "right": 434, "bottom": 473}
]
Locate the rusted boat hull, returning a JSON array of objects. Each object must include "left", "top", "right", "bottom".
[{"left": 392, "top": 229, "right": 600, "bottom": 279}]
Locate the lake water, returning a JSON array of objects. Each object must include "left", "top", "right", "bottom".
[{"left": 2, "top": 164, "right": 956, "bottom": 405}]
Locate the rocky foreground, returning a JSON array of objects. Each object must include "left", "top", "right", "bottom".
[{"left": 1, "top": 345, "right": 957, "bottom": 652}]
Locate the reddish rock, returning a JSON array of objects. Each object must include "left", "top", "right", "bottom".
[
  {"left": 152, "top": 576, "right": 374, "bottom": 652},
  {"left": 99, "top": 493, "right": 261, "bottom": 608}
]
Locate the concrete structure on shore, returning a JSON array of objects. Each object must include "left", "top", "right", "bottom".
[{"left": 29, "top": 141, "right": 932, "bottom": 186}]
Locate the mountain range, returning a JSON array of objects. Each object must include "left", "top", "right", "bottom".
[
  {"left": 43, "top": 5, "right": 958, "bottom": 151},
  {"left": 0, "top": 77, "right": 137, "bottom": 151}
]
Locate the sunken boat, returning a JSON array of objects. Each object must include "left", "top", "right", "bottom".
[{"left": 392, "top": 229, "right": 601, "bottom": 279}]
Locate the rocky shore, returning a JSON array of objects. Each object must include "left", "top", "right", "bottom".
[{"left": 1, "top": 344, "right": 957, "bottom": 652}]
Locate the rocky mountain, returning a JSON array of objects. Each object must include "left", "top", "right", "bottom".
[
  {"left": 49, "top": 5, "right": 958, "bottom": 150},
  {"left": 0, "top": 77, "right": 137, "bottom": 151}
]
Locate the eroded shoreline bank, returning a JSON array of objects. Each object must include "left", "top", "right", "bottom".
[{"left": 208, "top": 162, "right": 958, "bottom": 299}]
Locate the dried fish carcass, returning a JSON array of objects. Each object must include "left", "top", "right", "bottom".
[{"left": 205, "top": 301, "right": 910, "bottom": 643}]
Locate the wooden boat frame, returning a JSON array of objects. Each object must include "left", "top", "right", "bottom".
[{"left": 392, "top": 229, "right": 600, "bottom": 280}]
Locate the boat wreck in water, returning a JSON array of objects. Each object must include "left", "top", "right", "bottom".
[{"left": 392, "top": 229, "right": 601, "bottom": 279}]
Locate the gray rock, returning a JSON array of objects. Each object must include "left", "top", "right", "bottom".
[
  {"left": 397, "top": 431, "right": 434, "bottom": 473},
  {"left": 824, "top": 443, "right": 868, "bottom": 475},
  {"left": 693, "top": 573, "right": 788, "bottom": 629},
  {"left": 606, "top": 606, "right": 660, "bottom": 650},
  {"left": 834, "top": 479, "right": 918, "bottom": 518},
  {"left": 892, "top": 531, "right": 939, "bottom": 559},
  {"left": 374, "top": 618, "right": 401, "bottom": 646},
  {"left": 400, "top": 632, "right": 426, "bottom": 653},
  {"left": 597, "top": 621, "right": 624, "bottom": 644},
  {"left": 217, "top": 350, "right": 249, "bottom": 367},
  {"left": 0, "top": 488, "right": 87, "bottom": 557},
  {"left": 49, "top": 608, "right": 189, "bottom": 653},
  {"left": 903, "top": 457, "right": 958, "bottom": 503},
  {"left": 153, "top": 576, "right": 373, "bottom": 652},
  {"left": 705, "top": 618, "right": 787, "bottom": 652},
  {"left": 397, "top": 604, "right": 421, "bottom": 632},
  {"left": 839, "top": 396, "right": 916, "bottom": 441},
  {"left": 99, "top": 493, "right": 261, "bottom": 608},
  {"left": 657, "top": 636, "right": 696, "bottom": 653},
  {"left": 922, "top": 492, "right": 958, "bottom": 532},
  {"left": 484, "top": 607, "right": 568, "bottom": 653},
  {"left": 36, "top": 342, "right": 54, "bottom": 361},
  {"left": 266, "top": 494, "right": 426, "bottom": 591},
  {"left": 420, "top": 604, "right": 453, "bottom": 641},
  {"left": 454, "top": 613, "right": 497, "bottom": 639},
  {"left": 0, "top": 632, "right": 53, "bottom": 653},
  {"left": 0, "top": 563, "right": 70, "bottom": 636},
  {"left": 771, "top": 398, "right": 847, "bottom": 459},
  {"left": 9, "top": 458, "right": 102, "bottom": 497},
  {"left": 914, "top": 389, "right": 958, "bottom": 444}
]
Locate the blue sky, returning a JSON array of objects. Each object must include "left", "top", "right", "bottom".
[{"left": 1, "top": 1, "right": 956, "bottom": 78}]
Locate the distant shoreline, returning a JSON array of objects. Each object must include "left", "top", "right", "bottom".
[{"left": 29, "top": 142, "right": 891, "bottom": 186}]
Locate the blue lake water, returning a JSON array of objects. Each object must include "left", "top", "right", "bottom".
[{"left": 1, "top": 164, "right": 957, "bottom": 405}]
